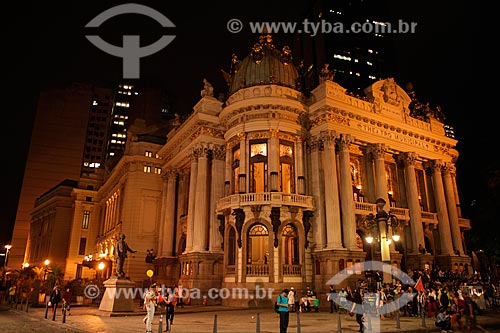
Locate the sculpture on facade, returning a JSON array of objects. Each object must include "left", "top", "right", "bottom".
[
  {"left": 115, "top": 233, "right": 137, "bottom": 278},
  {"left": 319, "top": 63, "right": 335, "bottom": 83},
  {"left": 201, "top": 78, "right": 214, "bottom": 97}
]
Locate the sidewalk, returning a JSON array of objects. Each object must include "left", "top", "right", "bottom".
[{"left": 2, "top": 303, "right": 500, "bottom": 333}]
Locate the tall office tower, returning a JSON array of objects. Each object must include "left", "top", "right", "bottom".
[
  {"left": 293, "top": 0, "right": 397, "bottom": 95},
  {"left": 106, "top": 83, "right": 137, "bottom": 162},
  {"left": 81, "top": 88, "right": 114, "bottom": 176},
  {"left": 9, "top": 83, "right": 113, "bottom": 269}
]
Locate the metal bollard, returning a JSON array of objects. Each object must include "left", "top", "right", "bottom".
[
  {"left": 395, "top": 309, "right": 400, "bottom": 329},
  {"left": 52, "top": 305, "right": 57, "bottom": 321},
  {"left": 158, "top": 308, "right": 163, "bottom": 333},
  {"left": 25, "top": 300, "right": 29, "bottom": 312},
  {"left": 20, "top": 298, "right": 24, "bottom": 309},
  {"left": 62, "top": 306, "right": 66, "bottom": 323},
  {"left": 421, "top": 310, "right": 426, "bottom": 328},
  {"left": 256, "top": 312, "right": 260, "bottom": 333},
  {"left": 44, "top": 302, "right": 49, "bottom": 319},
  {"left": 296, "top": 311, "right": 301, "bottom": 333},
  {"left": 213, "top": 314, "right": 218, "bottom": 333},
  {"left": 337, "top": 309, "right": 342, "bottom": 333}
]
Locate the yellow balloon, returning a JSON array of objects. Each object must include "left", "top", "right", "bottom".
[{"left": 146, "top": 269, "right": 154, "bottom": 278}]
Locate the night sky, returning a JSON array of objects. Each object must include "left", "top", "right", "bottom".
[{"left": 2, "top": 1, "right": 488, "bottom": 248}]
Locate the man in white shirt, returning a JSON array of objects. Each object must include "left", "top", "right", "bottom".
[{"left": 287, "top": 288, "right": 295, "bottom": 312}]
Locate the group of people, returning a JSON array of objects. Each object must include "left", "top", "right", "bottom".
[
  {"left": 273, "top": 265, "right": 497, "bottom": 333},
  {"left": 142, "top": 283, "right": 184, "bottom": 333},
  {"left": 46, "top": 285, "right": 73, "bottom": 320}
]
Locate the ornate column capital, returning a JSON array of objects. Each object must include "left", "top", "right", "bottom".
[
  {"left": 442, "top": 162, "right": 456, "bottom": 175},
  {"left": 423, "top": 159, "right": 444, "bottom": 175},
  {"left": 320, "top": 130, "right": 337, "bottom": 148},
  {"left": 367, "top": 143, "right": 386, "bottom": 159},
  {"left": 398, "top": 152, "right": 418, "bottom": 167},
  {"left": 308, "top": 135, "right": 322, "bottom": 152},
  {"left": 237, "top": 132, "right": 247, "bottom": 141},
  {"left": 337, "top": 133, "right": 353, "bottom": 152},
  {"left": 212, "top": 144, "right": 226, "bottom": 161},
  {"left": 194, "top": 142, "right": 210, "bottom": 158}
]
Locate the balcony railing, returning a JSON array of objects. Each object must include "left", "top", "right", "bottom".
[
  {"left": 246, "top": 264, "right": 269, "bottom": 276},
  {"left": 217, "top": 192, "right": 314, "bottom": 211},
  {"left": 282, "top": 264, "right": 302, "bottom": 276},
  {"left": 354, "top": 202, "right": 410, "bottom": 221}
]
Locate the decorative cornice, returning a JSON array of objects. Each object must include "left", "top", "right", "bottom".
[{"left": 221, "top": 104, "right": 303, "bottom": 127}]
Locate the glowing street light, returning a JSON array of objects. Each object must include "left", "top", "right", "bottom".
[
  {"left": 43, "top": 259, "right": 50, "bottom": 281},
  {"left": 4, "top": 245, "right": 12, "bottom": 268}
]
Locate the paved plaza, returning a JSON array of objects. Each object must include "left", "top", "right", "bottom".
[{"left": 1, "top": 303, "right": 500, "bottom": 333}]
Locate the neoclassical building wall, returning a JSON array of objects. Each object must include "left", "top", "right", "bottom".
[{"left": 32, "top": 35, "right": 472, "bottom": 307}]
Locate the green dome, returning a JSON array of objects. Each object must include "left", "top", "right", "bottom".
[{"left": 229, "top": 34, "right": 299, "bottom": 95}]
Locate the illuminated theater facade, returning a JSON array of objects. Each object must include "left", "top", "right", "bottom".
[{"left": 82, "top": 34, "right": 470, "bottom": 306}]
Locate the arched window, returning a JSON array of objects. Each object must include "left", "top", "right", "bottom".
[
  {"left": 282, "top": 224, "right": 299, "bottom": 264},
  {"left": 247, "top": 224, "right": 269, "bottom": 264},
  {"left": 228, "top": 226, "right": 236, "bottom": 265}
]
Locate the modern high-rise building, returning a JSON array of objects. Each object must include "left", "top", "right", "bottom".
[
  {"left": 9, "top": 83, "right": 113, "bottom": 269},
  {"left": 293, "top": 0, "right": 397, "bottom": 95},
  {"left": 9, "top": 81, "right": 170, "bottom": 270}
]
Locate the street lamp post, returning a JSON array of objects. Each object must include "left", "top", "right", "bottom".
[
  {"left": 4, "top": 245, "right": 12, "bottom": 268},
  {"left": 43, "top": 259, "right": 50, "bottom": 281},
  {"left": 363, "top": 198, "right": 401, "bottom": 285}
]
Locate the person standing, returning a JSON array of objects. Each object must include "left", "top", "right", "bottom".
[
  {"left": 62, "top": 287, "right": 72, "bottom": 316},
  {"left": 350, "top": 287, "right": 365, "bottom": 332},
  {"left": 143, "top": 283, "right": 157, "bottom": 333},
  {"left": 328, "top": 285, "right": 338, "bottom": 313},
  {"left": 338, "top": 287, "right": 348, "bottom": 313},
  {"left": 276, "top": 289, "right": 290, "bottom": 333},
  {"left": 49, "top": 285, "right": 61, "bottom": 320},
  {"left": 287, "top": 287, "right": 295, "bottom": 312}
]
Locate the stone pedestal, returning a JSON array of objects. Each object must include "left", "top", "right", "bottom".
[{"left": 98, "top": 277, "right": 136, "bottom": 312}]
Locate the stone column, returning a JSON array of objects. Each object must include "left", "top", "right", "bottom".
[
  {"left": 269, "top": 129, "right": 280, "bottom": 192},
  {"left": 369, "top": 143, "right": 390, "bottom": 260},
  {"left": 160, "top": 169, "right": 177, "bottom": 257},
  {"left": 225, "top": 143, "right": 232, "bottom": 196},
  {"left": 157, "top": 173, "right": 169, "bottom": 256},
  {"left": 338, "top": 134, "right": 357, "bottom": 250},
  {"left": 185, "top": 149, "right": 198, "bottom": 252},
  {"left": 238, "top": 133, "right": 247, "bottom": 193},
  {"left": 177, "top": 170, "right": 189, "bottom": 222},
  {"left": 192, "top": 144, "right": 209, "bottom": 252},
  {"left": 309, "top": 137, "right": 325, "bottom": 249},
  {"left": 426, "top": 160, "right": 454, "bottom": 255},
  {"left": 210, "top": 145, "right": 225, "bottom": 252},
  {"left": 399, "top": 152, "right": 425, "bottom": 254},
  {"left": 321, "top": 130, "right": 343, "bottom": 249},
  {"left": 450, "top": 169, "right": 462, "bottom": 217},
  {"left": 442, "top": 163, "right": 464, "bottom": 255},
  {"left": 295, "top": 138, "right": 305, "bottom": 195}
]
